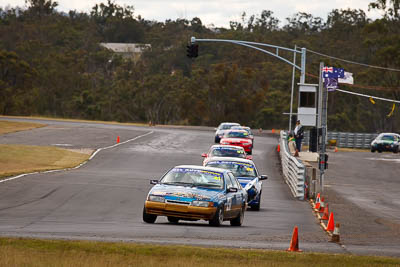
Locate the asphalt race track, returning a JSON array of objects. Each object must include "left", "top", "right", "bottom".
[
  {"left": 323, "top": 150, "right": 400, "bottom": 257},
  {"left": 0, "top": 118, "right": 376, "bottom": 254}
]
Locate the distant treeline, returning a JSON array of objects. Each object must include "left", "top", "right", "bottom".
[{"left": 0, "top": 0, "right": 399, "bottom": 132}]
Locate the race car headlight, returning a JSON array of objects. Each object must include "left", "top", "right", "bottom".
[
  {"left": 243, "top": 142, "right": 251, "bottom": 146},
  {"left": 148, "top": 195, "right": 165, "bottom": 203},
  {"left": 192, "top": 200, "right": 212, "bottom": 207},
  {"left": 221, "top": 141, "right": 229, "bottom": 145}
]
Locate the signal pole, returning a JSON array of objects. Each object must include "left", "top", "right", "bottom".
[{"left": 318, "top": 62, "right": 327, "bottom": 192}]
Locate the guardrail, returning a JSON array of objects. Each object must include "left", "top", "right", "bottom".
[
  {"left": 302, "top": 131, "right": 378, "bottom": 149},
  {"left": 279, "top": 131, "right": 305, "bottom": 200}
]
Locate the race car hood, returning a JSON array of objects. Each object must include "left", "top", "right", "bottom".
[
  {"left": 375, "top": 140, "right": 395, "bottom": 145},
  {"left": 237, "top": 177, "right": 256, "bottom": 187},
  {"left": 237, "top": 177, "right": 261, "bottom": 189},
  {"left": 216, "top": 129, "right": 232, "bottom": 136},
  {"left": 221, "top": 138, "right": 252, "bottom": 144},
  {"left": 237, "top": 177, "right": 261, "bottom": 202},
  {"left": 149, "top": 184, "right": 223, "bottom": 202}
]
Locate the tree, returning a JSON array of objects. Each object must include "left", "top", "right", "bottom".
[
  {"left": 369, "top": 0, "right": 400, "bottom": 19},
  {"left": 25, "top": 0, "right": 58, "bottom": 17}
]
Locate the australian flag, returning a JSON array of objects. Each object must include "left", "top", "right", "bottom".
[{"left": 323, "top": 67, "right": 345, "bottom": 78}]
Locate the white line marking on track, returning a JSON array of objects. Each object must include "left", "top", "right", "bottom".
[
  {"left": 366, "top": 157, "right": 400, "bottom": 163},
  {"left": 0, "top": 131, "right": 154, "bottom": 184},
  {"left": 51, "top": 144, "right": 73, "bottom": 146}
]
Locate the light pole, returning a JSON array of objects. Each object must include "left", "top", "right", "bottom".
[
  {"left": 289, "top": 45, "right": 297, "bottom": 133},
  {"left": 190, "top": 37, "right": 307, "bottom": 131},
  {"left": 318, "top": 62, "right": 327, "bottom": 192}
]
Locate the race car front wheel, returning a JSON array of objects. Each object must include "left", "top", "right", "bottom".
[
  {"left": 251, "top": 193, "right": 261, "bottom": 211},
  {"left": 209, "top": 206, "right": 224, "bottom": 226},
  {"left": 167, "top": 216, "right": 179, "bottom": 224},
  {"left": 143, "top": 207, "right": 157, "bottom": 223}
]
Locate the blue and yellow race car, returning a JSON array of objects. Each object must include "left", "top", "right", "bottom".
[
  {"left": 143, "top": 165, "right": 247, "bottom": 226},
  {"left": 205, "top": 157, "right": 268, "bottom": 211}
]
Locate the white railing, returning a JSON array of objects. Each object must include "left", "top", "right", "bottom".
[{"left": 279, "top": 131, "right": 305, "bottom": 200}]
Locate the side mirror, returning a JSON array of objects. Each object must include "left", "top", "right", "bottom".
[
  {"left": 227, "top": 187, "right": 238, "bottom": 193},
  {"left": 201, "top": 153, "right": 207, "bottom": 157},
  {"left": 259, "top": 175, "right": 268, "bottom": 181},
  {"left": 150, "top": 180, "right": 159, "bottom": 185},
  {"left": 246, "top": 155, "right": 253, "bottom": 160},
  {"left": 214, "top": 128, "right": 218, "bottom": 131}
]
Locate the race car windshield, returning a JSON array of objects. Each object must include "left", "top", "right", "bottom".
[
  {"left": 211, "top": 148, "right": 246, "bottom": 158},
  {"left": 226, "top": 132, "right": 249, "bottom": 138},
  {"left": 380, "top": 135, "right": 395, "bottom": 141},
  {"left": 206, "top": 161, "right": 257, "bottom": 178},
  {"left": 161, "top": 168, "right": 224, "bottom": 189},
  {"left": 244, "top": 129, "right": 252, "bottom": 135},
  {"left": 220, "top": 124, "right": 237, "bottom": 130}
]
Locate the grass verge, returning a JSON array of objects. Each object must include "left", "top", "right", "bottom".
[
  {"left": 0, "top": 144, "right": 90, "bottom": 178},
  {"left": 0, "top": 120, "right": 45, "bottom": 135},
  {"left": 0, "top": 115, "right": 148, "bottom": 127},
  {"left": 0, "top": 237, "right": 399, "bottom": 267}
]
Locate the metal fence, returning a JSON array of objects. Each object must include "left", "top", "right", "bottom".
[
  {"left": 279, "top": 131, "right": 305, "bottom": 200},
  {"left": 302, "top": 131, "right": 378, "bottom": 149}
]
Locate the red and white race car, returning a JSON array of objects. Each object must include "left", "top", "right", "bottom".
[
  {"left": 220, "top": 130, "right": 253, "bottom": 155},
  {"left": 201, "top": 145, "right": 251, "bottom": 166}
]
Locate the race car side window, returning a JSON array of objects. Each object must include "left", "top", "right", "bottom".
[
  {"left": 225, "top": 174, "right": 234, "bottom": 189},
  {"left": 227, "top": 173, "right": 237, "bottom": 189},
  {"left": 228, "top": 173, "right": 241, "bottom": 189}
]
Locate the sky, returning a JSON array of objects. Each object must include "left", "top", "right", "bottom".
[{"left": 0, "top": 0, "right": 382, "bottom": 28}]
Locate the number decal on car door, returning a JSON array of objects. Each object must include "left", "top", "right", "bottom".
[{"left": 226, "top": 197, "right": 232, "bottom": 211}]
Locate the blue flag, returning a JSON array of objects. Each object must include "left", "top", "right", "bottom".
[
  {"left": 324, "top": 78, "right": 338, "bottom": 91},
  {"left": 323, "top": 67, "right": 345, "bottom": 78}
]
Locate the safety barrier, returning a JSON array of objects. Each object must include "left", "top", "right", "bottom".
[
  {"left": 302, "top": 131, "right": 378, "bottom": 149},
  {"left": 279, "top": 131, "right": 305, "bottom": 200}
]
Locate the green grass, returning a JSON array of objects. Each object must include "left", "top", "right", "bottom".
[
  {"left": 0, "top": 115, "right": 150, "bottom": 127},
  {"left": 0, "top": 120, "right": 45, "bottom": 135},
  {"left": 0, "top": 144, "right": 90, "bottom": 178},
  {"left": 0, "top": 237, "right": 399, "bottom": 267}
]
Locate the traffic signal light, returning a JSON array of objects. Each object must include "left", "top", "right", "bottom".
[
  {"left": 186, "top": 43, "right": 198, "bottom": 58},
  {"left": 319, "top": 154, "right": 329, "bottom": 170}
]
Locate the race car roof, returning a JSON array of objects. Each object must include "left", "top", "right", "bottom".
[
  {"left": 204, "top": 157, "right": 255, "bottom": 165},
  {"left": 173, "top": 165, "right": 232, "bottom": 175},
  {"left": 210, "top": 144, "right": 245, "bottom": 150}
]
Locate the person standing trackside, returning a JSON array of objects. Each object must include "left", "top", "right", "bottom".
[
  {"left": 294, "top": 120, "right": 304, "bottom": 152},
  {"left": 288, "top": 133, "right": 299, "bottom": 157}
]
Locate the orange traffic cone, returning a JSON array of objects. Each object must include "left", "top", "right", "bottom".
[
  {"left": 334, "top": 146, "right": 338, "bottom": 152},
  {"left": 287, "top": 226, "right": 302, "bottom": 252},
  {"left": 331, "top": 223, "right": 340, "bottom": 242},
  {"left": 314, "top": 193, "right": 321, "bottom": 210},
  {"left": 277, "top": 144, "right": 281, "bottom": 152},
  {"left": 321, "top": 203, "right": 329, "bottom": 220},
  {"left": 272, "top": 128, "right": 275, "bottom": 134},
  {"left": 117, "top": 136, "right": 120, "bottom": 143},
  {"left": 326, "top": 212, "right": 335, "bottom": 232},
  {"left": 318, "top": 197, "right": 325, "bottom": 213}
]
